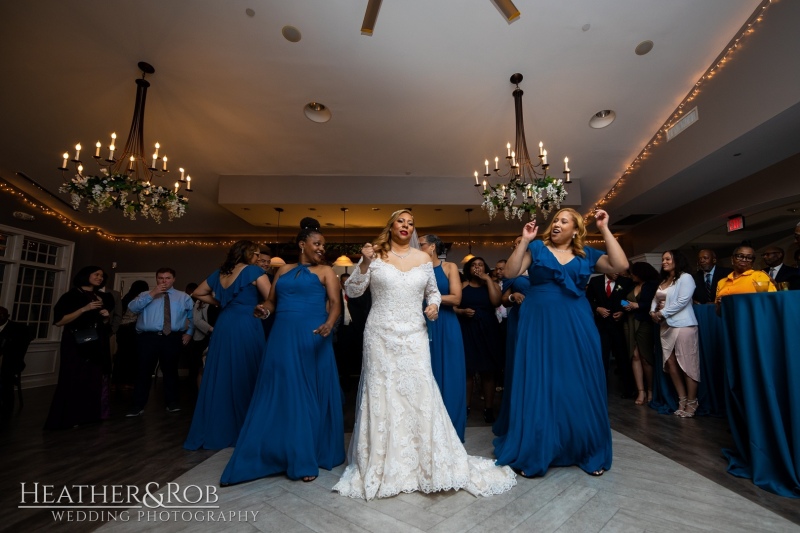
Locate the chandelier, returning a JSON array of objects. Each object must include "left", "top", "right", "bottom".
[
  {"left": 58, "top": 62, "right": 191, "bottom": 223},
  {"left": 475, "top": 73, "right": 569, "bottom": 221}
]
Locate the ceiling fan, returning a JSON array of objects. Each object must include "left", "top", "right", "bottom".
[{"left": 361, "top": 0, "right": 520, "bottom": 36}]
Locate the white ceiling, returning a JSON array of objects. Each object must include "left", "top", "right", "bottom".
[{"left": 1, "top": 0, "right": 798, "bottom": 248}]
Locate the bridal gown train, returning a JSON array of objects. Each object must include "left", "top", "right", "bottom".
[{"left": 332, "top": 259, "right": 516, "bottom": 500}]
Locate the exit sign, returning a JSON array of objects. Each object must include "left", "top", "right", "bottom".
[{"left": 727, "top": 215, "right": 745, "bottom": 232}]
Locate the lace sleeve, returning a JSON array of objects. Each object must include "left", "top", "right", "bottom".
[
  {"left": 345, "top": 258, "right": 370, "bottom": 298},
  {"left": 424, "top": 264, "right": 442, "bottom": 309}
]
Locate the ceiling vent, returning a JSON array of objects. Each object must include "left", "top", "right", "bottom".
[{"left": 666, "top": 106, "right": 699, "bottom": 141}]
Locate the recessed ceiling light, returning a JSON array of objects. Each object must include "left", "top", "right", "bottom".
[
  {"left": 245, "top": 8, "right": 255, "bottom": 18},
  {"left": 304, "top": 102, "right": 332, "bottom": 123},
  {"left": 635, "top": 40, "right": 654, "bottom": 56},
  {"left": 282, "top": 25, "right": 301, "bottom": 43},
  {"left": 589, "top": 110, "right": 616, "bottom": 129},
  {"left": 582, "top": 23, "right": 591, "bottom": 32}
]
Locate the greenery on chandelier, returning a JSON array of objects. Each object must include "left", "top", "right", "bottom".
[
  {"left": 481, "top": 175, "right": 567, "bottom": 221},
  {"left": 59, "top": 170, "right": 188, "bottom": 223}
]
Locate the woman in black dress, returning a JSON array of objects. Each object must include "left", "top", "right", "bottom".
[
  {"left": 455, "top": 256, "right": 502, "bottom": 423},
  {"left": 44, "top": 266, "right": 114, "bottom": 429},
  {"left": 113, "top": 280, "right": 149, "bottom": 387}
]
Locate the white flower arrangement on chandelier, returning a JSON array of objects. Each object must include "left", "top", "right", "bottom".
[
  {"left": 481, "top": 175, "right": 567, "bottom": 221},
  {"left": 59, "top": 168, "right": 188, "bottom": 224}
]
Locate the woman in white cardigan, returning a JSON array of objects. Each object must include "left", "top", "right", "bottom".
[{"left": 650, "top": 250, "right": 700, "bottom": 418}]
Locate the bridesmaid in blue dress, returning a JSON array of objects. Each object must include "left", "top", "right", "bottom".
[
  {"left": 494, "top": 208, "right": 628, "bottom": 477},
  {"left": 184, "top": 240, "right": 270, "bottom": 450},
  {"left": 420, "top": 233, "right": 467, "bottom": 442},
  {"left": 492, "top": 273, "right": 530, "bottom": 438},
  {"left": 221, "top": 218, "right": 344, "bottom": 484}
]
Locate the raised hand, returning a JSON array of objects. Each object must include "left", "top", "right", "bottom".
[
  {"left": 522, "top": 220, "right": 539, "bottom": 241},
  {"left": 361, "top": 242, "right": 375, "bottom": 265},
  {"left": 594, "top": 209, "right": 610, "bottom": 231}
]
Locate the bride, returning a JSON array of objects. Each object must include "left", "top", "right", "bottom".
[{"left": 332, "top": 209, "right": 516, "bottom": 500}]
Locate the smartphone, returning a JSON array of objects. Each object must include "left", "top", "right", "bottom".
[{"left": 620, "top": 300, "right": 629, "bottom": 306}]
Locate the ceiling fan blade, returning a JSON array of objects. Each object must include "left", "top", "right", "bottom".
[
  {"left": 361, "top": 0, "right": 383, "bottom": 36},
  {"left": 491, "top": 0, "right": 520, "bottom": 23}
]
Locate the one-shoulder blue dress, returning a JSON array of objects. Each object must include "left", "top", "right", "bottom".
[
  {"left": 428, "top": 263, "right": 467, "bottom": 442},
  {"left": 184, "top": 264, "right": 266, "bottom": 450},
  {"left": 493, "top": 240, "right": 612, "bottom": 476},
  {"left": 220, "top": 264, "right": 345, "bottom": 484}
]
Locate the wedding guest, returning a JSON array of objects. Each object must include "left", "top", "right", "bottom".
[
  {"left": 185, "top": 240, "right": 270, "bottom": 450},
  {"left": 221, "top": 219, "right": 343, "bottom": 484},
  {"left": 0, "top": 306, "right": 32, "bottom": 416},
  {"left": 587, "top": 271, "right": 633, "bottom": 385},
  {"left": 114, "top": 280, "right": 148, "bottom": 387},
  {"left": 126, "top": 268, "right": 194, "bottom": 416},
  {"left": 45, "top": 266, "right": 114, "bottom": 429},
  {"left": 455, "top": 256, "right": 502, "bottom": 423},
  {"left": 715, "top": 246, "right": 775, "bottom": 307},
  {"left": 622, "top": 262, "right": 659, "bottom": 405},
  {"left": 494, "top": 208, "right": 628, "bottom": 477},
  {"left": 761, "top": 246, "right": 798, "bottom": 284},
  {"left": 650, "top": 251, "right": 700, "bottom": 418},
  {"left": 692, "top": 249, "right": 731, "bottom": 304}
]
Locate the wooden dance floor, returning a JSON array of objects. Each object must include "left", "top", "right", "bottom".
[
  {"left": 3, "top": 384, "right": 798, "bottom": 532},
  {"left": 96, "top": 428, "right": 796, "bottom": 533}
]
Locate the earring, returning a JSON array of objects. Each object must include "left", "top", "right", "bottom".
[{"left": 573, "top": 234, "right": 576, "bottom": 239}]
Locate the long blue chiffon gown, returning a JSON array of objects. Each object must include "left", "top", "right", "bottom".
[
  {"left": 428, "top": 263, "right": 467, "bottom": 442},
  {"left": 220, "top": 264, "right": 345, "bottom": 484},
  {"left": 493, "top": 240, "right": 612, "bottom": 476},
  {"left": 184, "top": 264, "right": 266, "bottom": 450},
  {"left": 492, "top": 275, "right": 530, "bottom": 437}
]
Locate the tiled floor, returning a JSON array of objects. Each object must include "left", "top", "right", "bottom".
[{"left": 99, "top": 428, "right": 799, "bottom": 533}]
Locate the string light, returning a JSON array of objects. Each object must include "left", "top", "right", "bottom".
[{"left": 585, "top": 0, "right": 775, "bottom": 223}]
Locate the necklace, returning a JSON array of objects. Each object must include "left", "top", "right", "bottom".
[
  {"left": 390, "top": 248, "right": 411, "bottom": 259},
  {"left": 550, "top": 246, "right": 571, "bottom": 253}
]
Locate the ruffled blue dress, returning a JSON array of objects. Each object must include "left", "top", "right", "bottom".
[
  {"left": 428, "top": 263, "right": 467, "bottom": 442},
  {"left": 493, "top": 240, "right": 612, "bottom": 476},
  {"left": 184, "top": 264, "right": 266, "bottom": 450},
  {"left": 220, "top": 264, "right": 345, "bottom": 484}
]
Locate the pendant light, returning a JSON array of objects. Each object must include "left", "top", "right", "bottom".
[
  {"left": 461, "top": 208, "right": 475, "bottom": 264},
  {"left": 333, "top": 207, "right": 355, "bottom": 270},
  {"left": 270, "top": 207, "right": 286, "bottom": 266}
]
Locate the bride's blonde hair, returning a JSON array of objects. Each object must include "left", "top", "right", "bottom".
[{"left": 373, "top": 209, "right": 413, "bottom": 259}]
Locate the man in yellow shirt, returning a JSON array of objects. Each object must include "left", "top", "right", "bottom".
[{"left": 715, "top": 246, "right": 776, "bottom": 307}]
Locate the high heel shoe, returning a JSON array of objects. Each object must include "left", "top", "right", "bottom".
[
  {"left": 674, "top": 396, "right": 687, "bottom": 416},
  {"left": 483, "top": 408, "right": 495, "bottom": 424},
  {"left": 679, "top": 399, "right": 698, "bottom": 418}
]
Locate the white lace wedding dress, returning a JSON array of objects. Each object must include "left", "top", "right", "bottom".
[{"left": 332, "top": 259, "right": 517, "bottom": 500}]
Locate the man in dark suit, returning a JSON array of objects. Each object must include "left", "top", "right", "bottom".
[
  {"left": 693, "top": 249, "right": 732, "bottom": 304},
  {"left": 0, "top": 306, "right": 32, "bottom": 416},
  {"left": 761, "top": 246, "right": 799, "bottom": 284},
  {"left": 586, "top": 272, "right": 633, "bottom": 387}
]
